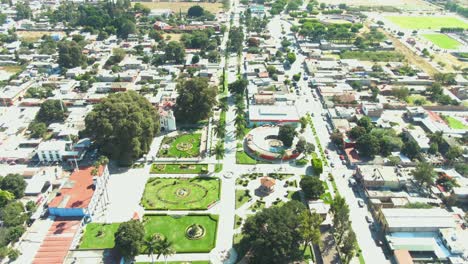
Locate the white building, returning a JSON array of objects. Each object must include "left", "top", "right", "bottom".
[
  {"left": 36, "top": 140, "right": 83, "bottom": 163},
  {"left": 159, "top": 108, "right": 176, "bottom": 131}
]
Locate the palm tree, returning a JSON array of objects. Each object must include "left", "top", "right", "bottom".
[
  {"left": 234, "top": 115, "right": 246, "bottom": 127},
  {"left": 213, "top": 125, "right": 225, "bottom": 139},
  {"left": 145, "top": 235, "right": 160, "bottom": 264},
  {"left": 214, "top": 142, "right": 225, "bottom": 161},
  {"left": 236, "top": 124, "right": 246, "bottom": 139},
  {"left": 278, "top": 149, "right": 286, "bottom": 170},
  {"left": 235, "top": 106, "right": 244, "bottom": 116},
  {"left": 156, "top": 237, "right": 175, "bottom": 264}
]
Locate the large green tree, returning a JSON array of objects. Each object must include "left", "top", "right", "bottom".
[
  {"left": 164, "top": 41, "right": 185, "bottom": 64},
  {"left": 278, "top": 124, "right": 297, "bottom": 147},
  {"left": 239, "top": 201, "right": 307, "bottom": 263},
  {"left": 356, "top": 133, "right": 380, "bottom": 158},
  {"left": 174, "top": 77, "right": 217, "bottom": 123},
  {"left": 412, "top": 162, "right": 436, "bottom": 188},
  {"left": 0, "top": 174, "right": 26, "bottom": 199},
  {"left": 35, "top": 100, "right": 67, "bottom": 124},
  {"left": 228, "top": 79, "right": 248, "bottom": 95},
  {"left": 15, "top": 1, "right": 32, "bottom": 20},
  {"left": 83, "top": 91, "right": 160, "bottom": 166},
  {"left": 114, "top": 220, "right": 145, "bottom": 260},
  {"left": 300, "top": 176, "right": 325, "bottom": 200},
  {"left": 58, "top": 41, "right": 86, "bottom": 68}
]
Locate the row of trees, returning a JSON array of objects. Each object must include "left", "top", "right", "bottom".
[
  {"left": 48, "top": 1, "right": 137, "bottom": 39},
  {"left": 0, "top": 174, "right": 32, "bottom": 260},
  {"left": 297, "top": 20, "right": 362, "bottom": 42}
]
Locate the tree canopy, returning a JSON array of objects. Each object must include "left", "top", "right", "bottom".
[
  {"left": 239, "top": 201, "right": 307, "bottom": 263},
  {"left": 412, "top": 162, "right": 436, "bottom": 187},
  {"left": 300, "top": 176, "right": 325, "bottom": 200},
  {"left": 35, "top": 100, "right": 67, "bottom": 124},
  {"left": 228, "top": 79, "right": 248, "bottom": 95},
  {"left": 114, "top": 220, "right": 145, "bottom": 260},
  {"left": 278, "top": 124, "right": 297, "bottom": 147},
  {"left": 174, "top": 77, "right": 217, "bottom": 124},
  {"left": 187, "top": 5, "right": 204, "bottom": 17},
  {"left": 164, "top": 41, "right": 186, "bottom": 64},
  {"left": 58, "top": 41, "right": 86, "bottom": 68},
  {"left": 0, "top": 174, "right": 26, "bottom": 199},
  {"left": 83, "top": 91, "right": 160, "bottom": 166}
]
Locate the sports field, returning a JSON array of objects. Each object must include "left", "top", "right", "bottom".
[
  {"left": 422, "top": 34, "right": 461, "bottom": 50},
  {"left": 319, "top": 0, "right": 436, "bottom": 10},
  {"left": 386, "top": 16, "right": 468, "bottom": 29}
]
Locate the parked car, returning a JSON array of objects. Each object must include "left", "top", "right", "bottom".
[
  {"left": 339, "top": 155, "right": 345, "bottom": 160},
  {"left": 358, "top": 199, "right": 365, "bottom": 207},
  {"left": 365, "top": 215, "right": 374, "bottom": 223}
]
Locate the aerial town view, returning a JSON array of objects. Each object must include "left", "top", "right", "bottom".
[{"left": 0, "top": 0, "right": 466, "bottom": 263}]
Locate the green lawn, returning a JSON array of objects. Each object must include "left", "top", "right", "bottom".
[
  {"left": 158, "top": 133, "right": 202, "bottom": 158},
  {"left": 142, "top": 215, "right": 218, "bottom": 253},
  {"left": 235, "top": 189, "right": 251, "bottom": 209},
  {"left": 386, "top": 16, "right": 468, "bottom": 29},
  {"left": 79, "top": 223, "right": 120, "bottom": 249},
  {"left": 443, "top": 116, "right": 468, "bottom": 129},
  {"left": 141, "top": 177, "right": 220, "bottom": 210},
  {"left": 236, "top": 150, "right": 257, "bottom": 164},
  {"left": 150, "top": 163, "right": 208, "bottom": 174},
  {"left": 422, "top": 34, "right": 461, "bottom": 49}
]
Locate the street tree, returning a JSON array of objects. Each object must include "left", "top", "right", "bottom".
[
  {"left": 114, "top": 220, "right": 145, "bottom": 260},
  {"left": 330, "top": 195, "right": 350, "bottom": 246},
  {"left": 298, "top": 211, "right": 322, "bottom": 253},
  {"left": 83, "top": 91, "right": 160, "bottom": 166},
  {"left": 228, "top": 79, "right": 248, "bottom": 95},
  {"left": 174, "top": 77, "right": 217, "bottom": 123}
]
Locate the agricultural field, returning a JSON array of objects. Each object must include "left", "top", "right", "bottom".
[
  {"left": 318, "top": 0, "right": 437, "bottom": 11},
  {"left": 386, "top": 16, "right": 468, "bottom": 30},
  {"left": 133, "top": 1, "right": 223, "bottom": 13},
  {"left": 422, "top": 34, "right": 461, "bottom": 50}
]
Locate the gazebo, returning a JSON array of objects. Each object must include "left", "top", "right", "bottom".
[{"left": 259, "top": 176, "right": 276, "bottom": 194}]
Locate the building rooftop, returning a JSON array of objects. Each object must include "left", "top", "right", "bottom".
[
  {"left": 249, "top": 104, "right": 300, "bottom": 123},
  {"left": 48, "top": 166, "right": 104, "bottom": 209},
  {"left": 382, "top": 208, "right": 456, "bottom": 230}
]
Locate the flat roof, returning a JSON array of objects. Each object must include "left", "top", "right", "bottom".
[
  {"left": 48, "top": 166, "right": 103, "bottom": 209},
  {"left": 382, "top": 208, "right": 455, "bottom": 229},
  {"left": 249, "top": 104, "right": 300, "bottom": 122}
]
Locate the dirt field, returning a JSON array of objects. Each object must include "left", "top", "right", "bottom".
[
  {"left": 163, "top": 33, "right": 183, "bottom": 42},
  {"left": 318, "top": 0, "right": 438, "bottom": 11},
  {"left": 134, "top": 1, "right": 223, "bottom": 13},
  {"left": 381, "top": 30, "right": 439, "bottom": 76},
  {"left": 17, "top": 31, "right": 64, "bottom": 42},
  {"left": 0, "top": 66, "right": 23, "bottom": 74}
]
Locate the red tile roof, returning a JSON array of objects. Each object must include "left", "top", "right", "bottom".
[
  {"left": 48, "top": 166, "right": 103, "bottom": 209},
  {"left": 33, "top": 219, "right": 81, "bottom": 264}
]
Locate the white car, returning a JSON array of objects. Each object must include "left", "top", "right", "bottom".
[{"left": 358, "top": 199, "right": 365, "bottom": 207}]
